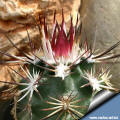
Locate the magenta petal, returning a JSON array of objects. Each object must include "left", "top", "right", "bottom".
[
  {"left": 50, "top": 10, "right": 76, "bottom": 58},
  {"left": 44, "top": 16, "right": 48, "bottom": 39},
  {"left": 69, "top": 17, "right": 74, "bottom": 51},
  {"left": 51, "top": 24, "right": 57, "bottom": 51},
  {"left": 54, "top": 25, "right": 70, "bottom": 57},
  {"left": 62, "top": 29, "right": 70, "bottom": 55},
  {"left": 55, "top": 29, "right": 66, "bottom": 57}
]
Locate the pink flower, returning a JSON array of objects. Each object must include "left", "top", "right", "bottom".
[
  {"left": 41, "top": 10, "right": 84, "bottom": 79},
  {"left": 1, "top": 10, "right": 120, "bottom": 80}
]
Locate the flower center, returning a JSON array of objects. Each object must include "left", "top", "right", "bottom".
[
  {"left": 90, "top": 77, "right": 101, "bottom": 91},
  {"left": 87, "top": 55, "right": 95, "bottom": 63},
  {"left": 55, "top": 63, "right": 70, "bottom": 80},
  {"left": 62, "top": 96, "right": 69, "bottom": 110}
]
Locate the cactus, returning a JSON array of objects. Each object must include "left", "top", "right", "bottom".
[{"left": 0, "top": 10, "right": 119, "bottom": 120}]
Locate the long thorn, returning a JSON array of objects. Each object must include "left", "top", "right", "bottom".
[
  {"left": 49, "top": 96, "right": 62, "bottom": 103},
  {"left": 93, "top": 41, "right": 120, "bottom": 59},
  {"left": 56, "top": 110, "right": 64, "bottom": 120},
  {"left": 33, "top": 53, "right": 56, "bottom": 69},
  {"left": 27, "top": 61, "right": 56, "bottom": 72},
  {"left": 96, "top": 54, "right": 120, "bottom": 61},
  {"left": 46, "top": 101, "right": 62, "bottom": 106},
  {"left": 26, "top": 26, "right": 35, "bottom": 53},
  {"left": 41, "top": 106, "right": 62, "bottom": 111},
  {"left": 0, "top": 80, "right": 23, "bottom": 86},
  {"left": 68, "top": 110, "right": 76, "bottom": 120},
  {"left": 70, "top": 48, "right": 90, "bottom": 68},
  {"left": 5, "top": 34, "right": 33, "bottom": 61},
  {"left": 69, "top": 108, "right": 83, "bottom": 117},
  {"left": 40, "top": 108, "right": 62, "bottom": 120},
  {"left": 8, "top": 66, "right": 29, "bottom": 82}
]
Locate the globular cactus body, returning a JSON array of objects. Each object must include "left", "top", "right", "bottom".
[{"left": 17, "top": 62, "right": 93, "bottom": 120}]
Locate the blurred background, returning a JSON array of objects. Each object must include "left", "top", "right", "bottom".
[{"left": 81, "top": 0, "right": 120, "bottom": 89}]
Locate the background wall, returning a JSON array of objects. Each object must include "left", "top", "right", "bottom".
[{"left": 80, "top": 0, "right": 120, "bottom": 89}]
